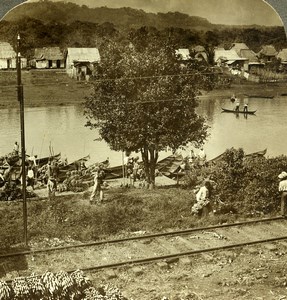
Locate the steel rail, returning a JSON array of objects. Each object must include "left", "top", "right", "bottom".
[
  {"left": 0, "top": 216, "right": 283, "bottom": 259},
  {"left": 69, "top": 234, "right": 287, "bottom": 273}
]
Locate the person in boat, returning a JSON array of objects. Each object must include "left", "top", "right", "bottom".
[
  {"left": 278, "top": 171, "right": 287, "bottom": 217},
  {"left": 243, "top": 98, "right": 249, "bottom": 113},
  {"left": 230, "top": 94, "right": 236, "bottom": 102},
  {"left": 234, "top": 98, "right": 240, "bottom": 112},
  {"left": 90, "top": 165, "right": 105, "bottom": 204}
]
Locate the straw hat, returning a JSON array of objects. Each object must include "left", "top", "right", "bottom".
[{"left": 278, "top": 171, "right": 287, "bottom": 179}]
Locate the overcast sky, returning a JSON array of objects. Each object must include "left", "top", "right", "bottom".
[{"left": 25, "top": 0, "right": 283, "bottom": 26}]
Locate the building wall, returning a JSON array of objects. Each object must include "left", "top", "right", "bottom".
[{"left": 0, "top": 58, "right": 23, "bottom": 69}]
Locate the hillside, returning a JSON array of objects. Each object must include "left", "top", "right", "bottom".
[{"left": 3, "top": 0, "right": 217, "bottom": 31}]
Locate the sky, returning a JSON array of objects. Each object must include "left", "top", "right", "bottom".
[{"left": 24, "top": 0, "right": 284, "bottom": 26}]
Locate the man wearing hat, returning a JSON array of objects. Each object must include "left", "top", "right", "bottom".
[
  {"left": 278, "top": 171, "right": 287, "bottom": 217},
  {"left": 90, "top": 165, "right": 105, "bottom": 204}
]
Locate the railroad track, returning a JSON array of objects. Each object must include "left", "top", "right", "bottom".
[{"left": 2, "top": 216, "right": 287, "bottom": 280}]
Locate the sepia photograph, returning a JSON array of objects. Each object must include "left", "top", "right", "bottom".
[{"left": 0, "top": 0, "right": 287, "bottom": 299}]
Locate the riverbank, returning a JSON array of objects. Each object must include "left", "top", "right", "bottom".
[
  {"left": 0, "top": 69, "right": 92, "bottom": 108},
  {"left": 0, "top": 69, "right": 287, "bottom": 108}
]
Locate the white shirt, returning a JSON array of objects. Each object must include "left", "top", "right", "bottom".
[
  {"left": 27, "top": 169, "right": 34, "bottom": 179},
  {"left": 279, "top": 180, "right": 287, "bottom": 192},
  {"left": 196, "top": 186, "right": 209, "bottom": 202},
  {"left": 198, "top": 150, "right": 206, "bottom": 160}
]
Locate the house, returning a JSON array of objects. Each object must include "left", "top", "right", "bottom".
[
  {"left": 31, "top": 47, "right": 65, "bottom": 69},
  {"left": 230, "top": 43, "right": 264, "bottom": 73},
  {"left": 65, "top": 48, "right": 101, "bottom": 81},
  {"left": 214, "top": 48, "right": 247, "bottom": 71},
  {"left": 258, "top": 45, "right": 278, "bottom": 63},
  {"left": 277, "top": 48, "right": 287, "bottom": 71},
  {"left": 0, "top": 42, "right": 27, "bottom": 69},
  {"left": 191, "top": 45, "right": 208, "bottom": 62},
  {"left": 175, "top": 49, "right": 191, "bottom": 61}
]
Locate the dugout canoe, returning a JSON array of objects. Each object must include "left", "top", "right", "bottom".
[
  {"left": 35, "top": 153, "right": 61, "bottom": 167},
  {"left": 208, "top": 148, "right": 267, "bottom": 164},
  {"left": 221, "top": 108, "right": 256, "bottom": 114}
]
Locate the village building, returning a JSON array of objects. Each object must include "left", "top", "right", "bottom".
[
  {"left": 30, "top": 47, "right": 65, "bottom": 69},
  {"left": 65, "top": 48, "right": 101, "bottom": 81},
  {"left": 0, "top": 41, "right": 27, "bottom": 69},
  {"left": 191, "top": 45, "right": 208, "bottom": 63},
  {"left": 175, "top": 48, "right": 191, "bottom": 61},
  {"left": 214, "top": 48, "right": 248, "bottom": 74},
  {"left": 231, "top": 43, "right": 264, "bottom": 73},
  {"left": 277, "top": 48, "right": 287, "bottom": 72},
  {"left": 257, "top": 45, "right": 278, "bottom": 63}
]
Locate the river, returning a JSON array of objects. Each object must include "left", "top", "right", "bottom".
[{"left": 0, "top": 95, "right": 286, "bottom": 166}]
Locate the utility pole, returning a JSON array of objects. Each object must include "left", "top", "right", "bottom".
[{"left": 17, "top": 34, "right": 28, "bottom": 247}]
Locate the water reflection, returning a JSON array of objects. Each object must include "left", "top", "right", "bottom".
[{"left": 1, "top": 96, "right": 287, "bottom": 165}]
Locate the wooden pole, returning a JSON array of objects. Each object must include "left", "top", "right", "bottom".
[{"left": 17, "top": 33, "right": 28, "bottom": 246}]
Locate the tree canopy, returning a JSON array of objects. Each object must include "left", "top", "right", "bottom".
[{"left": 84, "top": 40, "right": 217, "bottom": 186}]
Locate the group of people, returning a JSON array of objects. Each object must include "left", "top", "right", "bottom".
[{"left": 232, "top": 95, "right": 249, "bottom": 113}]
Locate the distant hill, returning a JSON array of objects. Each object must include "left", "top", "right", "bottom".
[{"left": 3, "top": 0, "right": 220, "bottom": 31}]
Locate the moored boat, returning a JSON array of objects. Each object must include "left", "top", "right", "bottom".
[{"left": 221, "top": 108, "right": 256, "bottom": 114}]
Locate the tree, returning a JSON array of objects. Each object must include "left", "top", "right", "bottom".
[{"left": 84, "top": 40, "right": 217, "bottom": 187}]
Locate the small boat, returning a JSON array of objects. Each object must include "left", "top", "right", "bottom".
[
  {"left": 208, "top": 148, "right": 267, "bottom": 164},
  {"left": 245, "top": 148, "right": 267, "bottom": 159},
  {"left": 247, "top": 95, "right": 274, "bottom": 99},
  {"left": 35, "top": 153, "right": 61, "bottom": 167},
  {"left": 221, "top": 108, "right": 256, "bottom": 114}
]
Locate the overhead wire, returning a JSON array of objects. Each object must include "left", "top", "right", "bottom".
[{"left": 0, "top": 70, "right": 231, "bottom": 90}]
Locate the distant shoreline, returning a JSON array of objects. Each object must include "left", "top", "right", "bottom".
[{"left": 0, "top": 69, "right": 286, "bottom": 109}]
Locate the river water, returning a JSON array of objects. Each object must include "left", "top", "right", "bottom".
[{"left": 0, "top": 95, "right": 286, "bottom": 166}]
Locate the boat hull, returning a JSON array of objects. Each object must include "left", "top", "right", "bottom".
[{"left": 221, "top": 108, "right": 256, "bottom": 114}]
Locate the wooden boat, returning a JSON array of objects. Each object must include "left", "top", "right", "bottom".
[
  {"left": 221, "top": 108, "right": 256, "bottom": 114},
  {"left": 60, "top": 154, "right": 90, "bottom": 172},
  {"left": 35, "top": 153, "right": 61, "bottom": 167},
  {"left": 245, "top": 148, "right": 267, "bottom": 159},
  {"left": 208, "top": 148, "right": 267, "bottom": 164}
]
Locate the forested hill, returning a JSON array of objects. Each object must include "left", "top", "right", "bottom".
[{"left": 2, "top": 0, "right": 237, "bottom": 31}]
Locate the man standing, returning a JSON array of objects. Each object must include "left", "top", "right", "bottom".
[
  {"left": 234, "top": 98, "right": 240, "bottom": 112},
  {"left": 90, "top": 165, "right": 105, "bottom": 204},
  {"left": 278, "top": 171, "right": 287, "bottom": 217},
  {"left": 47, "top": 176, "right": 56, "bottom": 200},
  {"left": 27, "top": 166, "right": 35, "bottom": 190}
]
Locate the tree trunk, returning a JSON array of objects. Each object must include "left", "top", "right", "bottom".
[{"left": 140, "top": 145, "right": 158, "bottom": 189}]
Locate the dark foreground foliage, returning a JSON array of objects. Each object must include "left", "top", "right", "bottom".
[{"left": 185, "top": 148, "right": 287, "bottom": 215}]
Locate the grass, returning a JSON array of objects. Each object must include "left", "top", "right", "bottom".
[{"left": 0, "top": 187, "right": 250, "bottom": 250}]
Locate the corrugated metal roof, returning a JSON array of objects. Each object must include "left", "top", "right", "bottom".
[
  {"left": 67, "top": 48, "right": 100, "bottom": 63},
  {"left": 214, "top": 48, "right": 247, "bottom": 63},
  {"left": 0, "top": 42, "right": 16, "bottom": 59},
  {"left": 277, "top": 49, "right": 287, "bottom": 61},
  {"left": 34, "top": 47, "right": 64, "bottom": 60}
]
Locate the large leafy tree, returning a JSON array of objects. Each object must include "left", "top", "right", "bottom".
[{"left": 84, "top": 38, "right": 216, "bottom": 187}]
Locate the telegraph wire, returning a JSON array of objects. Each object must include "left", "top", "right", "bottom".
[{"left": 0, "top": 70, "right": 232, "bottom": 90}]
